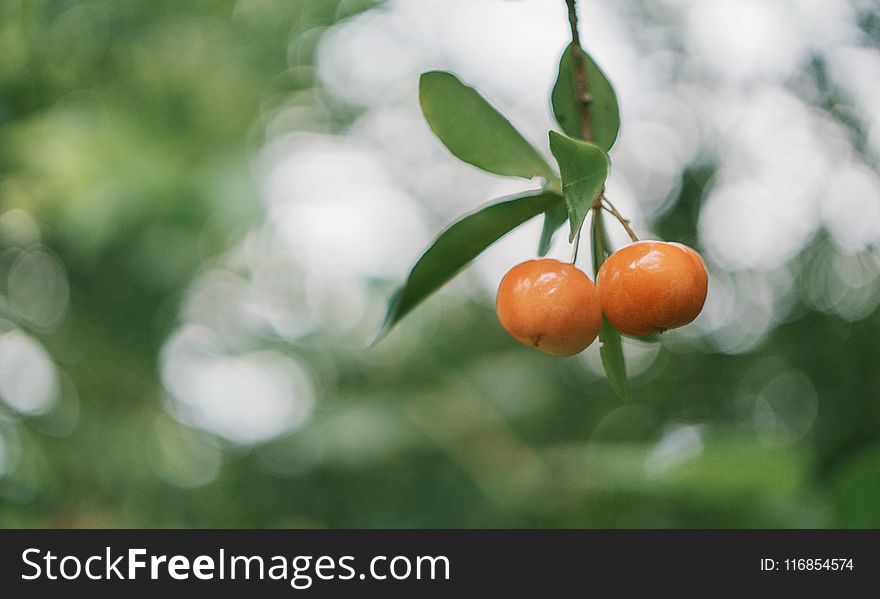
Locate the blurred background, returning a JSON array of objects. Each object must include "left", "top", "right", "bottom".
[{"left": 1, "top": 0, "right": 879, "bottom": 528}]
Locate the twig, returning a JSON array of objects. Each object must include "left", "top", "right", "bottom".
[
  {"left": 565, "top": 0, "right": 592, "bottom": 141},
  {"left": 602, "top": 196, "right": 639, "bottom": 242},
  {"left": 565, "top": 0, "right": 591, "bottom": 263}
]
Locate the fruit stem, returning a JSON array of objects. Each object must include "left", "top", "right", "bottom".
[
  {"left": 601, "top": 195, "right": 639, "bottom": 242},
  {"left": 570, "top": 229, "right": 581, "bottom": 263},
  {"left": 564, "top": 0, "right": 593, "bottom": 142}
]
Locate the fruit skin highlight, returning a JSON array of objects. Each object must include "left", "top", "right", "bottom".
[
  {"left": 596, "top": 240, "right": 708, "bottom": 337},
  {"left": 496, "top": 258, "right": 602, "bottom": 356}
]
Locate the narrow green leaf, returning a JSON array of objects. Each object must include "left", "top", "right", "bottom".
[
  {"left": 591, "top": 209, "right": 631, "bottom": 401},
  {"left": 598, "top": 318, "right": 631, "bottom": 400},
  {"left": 420, "top": 71, "right": 556, "bottom": 180},
  {"left": 537, "top": 202, "right": 567, "bottom": 256},
  {"left": 551, "top": 45, "right": 621, "bottom": 152},
  {"left": 373, "top": 190, "right": 564, "bottom": 344},
  {"left": 548, "top": 131, "right": 609, "bottom": 242}
]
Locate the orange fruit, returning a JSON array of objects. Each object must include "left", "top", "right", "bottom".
[
  {"left": 596, "top": 240, "right": 708, "bottom": 336},
  {"left": 496, "top": 258, "right": 602, "bottom": 356}
]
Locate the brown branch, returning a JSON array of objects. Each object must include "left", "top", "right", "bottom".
[
  {"left": 564, "top": 3, "right": 638, "bottom": 251},
  {"left": 565, "top": 0, "right": 592, "bottom": 141},
  {"left": 602, "top": 196, "right": 639, "bottom": 242}
]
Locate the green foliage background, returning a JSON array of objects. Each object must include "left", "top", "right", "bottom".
[{"left": 1, "top": 0, "right": 879, "bottom": 528}]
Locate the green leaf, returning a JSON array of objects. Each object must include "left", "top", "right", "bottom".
[
  {"left": 598, "top": 318, "right": 631, "bottom": 400},
  {"left": 420, "top": 71, "right": 555, "bottom": 180},
  {"left": 373, "top": 190, "right": 564, "bottom": 344},
  {"left": 551, "top": 45, "right": 620, "bottom": 152},
  {"left": 537, "top": 202, "right": 567, "bottom": 256},
  {"left": 548, "top": 131, "right": 609, "bottom": 242},
  {"left": 591, "top": 209, "right": 631, "bottom": 401}
]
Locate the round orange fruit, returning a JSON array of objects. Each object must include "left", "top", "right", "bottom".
[
  {"left": 496, "top": 258, "right": 602, "bottom": 356},
  {"left": 596, "top": 240, "right": 708, "bottom": 336}
]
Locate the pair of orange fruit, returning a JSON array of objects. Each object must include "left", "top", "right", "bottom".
[{"left": 496, "top": 241, "right": 709, "bottom": 355}]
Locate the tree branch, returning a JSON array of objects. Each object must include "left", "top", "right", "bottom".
[
  {"left": 565, "top": 0, "right": 592, "bottom": 141},
  {"left": 602, "top": 198, "right": 639, "bottom": 242}
]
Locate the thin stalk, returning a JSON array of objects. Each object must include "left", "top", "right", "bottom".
[
  {"left": 601, "top": 196, "right": 639, "bottom": 242},
  {"left": 564, "top": 0, "right": 592, "bottom": 142}
]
